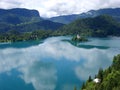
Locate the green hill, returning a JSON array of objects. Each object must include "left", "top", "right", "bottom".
[
  {"left": 57, "top": 15, "right": 120, "bottom": 37},
  {"left": 0, "top": 8, "right": 42, "bottom": 24},
  {"left": 0, "top": 20, "right": 64, "bottom": 33},
  {"left": 0, "top": 8, "right": 64, "bottom": 33},
  {"left": 81, "top": 54, "right": 120, "bottom": 90}
]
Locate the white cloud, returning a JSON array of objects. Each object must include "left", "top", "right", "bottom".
[{"left": 0, "top": 0, "right": 120, "bottom": 17}]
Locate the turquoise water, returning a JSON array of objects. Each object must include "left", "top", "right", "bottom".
[{"left": 0, "top": 36, "right": 120, "bottom": 90}]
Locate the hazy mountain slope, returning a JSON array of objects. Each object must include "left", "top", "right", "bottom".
[{"left": 48, "top": 8, "right": 120, "bottom": 24}]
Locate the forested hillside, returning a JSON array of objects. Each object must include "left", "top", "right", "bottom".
[
  {"left": 0, "top": 8, "right": 42, "bottom": 24},
  {"left": 57, "top": 15, "right": 120, "bottom": 37},
  {"left": 0, "top": 8, "right": 64, "bottom": 33},
  {"left": 81, "top": 54, "right": 120, "bottom": 90}
]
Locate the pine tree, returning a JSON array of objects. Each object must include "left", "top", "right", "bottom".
[
  {"left": 88, "top": 76, "right": 92, "bottom": 82},
  {"left": 98, "top": 68, "right": 103, "bottom": 82},
  {"left": 81, "top": 82, "right": 85, "bottom": 90}
]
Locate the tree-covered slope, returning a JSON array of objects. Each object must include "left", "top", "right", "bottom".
[
  {"left": 81, "top": 54, "right": 120, "bottom": 90},
  {"left": 0, "top": 8, "right": 42, "bottom": 24},
  {"left": 14, "top": 20, "right": 64, "bottom": 32},
  {"left": 0, "top": 29, "right": 53, "bottom": 42},
  {"left": 0, "top": 20, "right": 64, "bottom": 33},
  {"left": 0, "top": 8, "right": 64, "bottom": 33},
  {"left": 57, "top": 15, "right": 120, "bottom": 37}
]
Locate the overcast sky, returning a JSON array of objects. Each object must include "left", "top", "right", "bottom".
[{"left": 0, "top": 0, "right": 120, "bottom": 18}]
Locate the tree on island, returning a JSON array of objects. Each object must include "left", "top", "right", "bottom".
[{"left": 72, "top": 34, "right": 88, "bottom": 42}]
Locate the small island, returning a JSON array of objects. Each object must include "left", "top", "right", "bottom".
[{"left": 72, "top": 34, "right": 88, "bottom": 42}]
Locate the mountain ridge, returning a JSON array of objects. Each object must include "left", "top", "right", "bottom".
[
  {"left": 56, "top": 15, "right": 120, "bottom": 37},
  {"left": 48, "top": 8, "right": 120, "bottom": 24},
  {"left": 0, "top": 8, "right": 42, "bottom": 24},
  {"left": 0, "top": 8, "right": 64, "bottom": 33}
]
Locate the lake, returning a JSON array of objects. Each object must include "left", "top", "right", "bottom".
[{"left": 0, "top": 36, "right": 120, "bottom": 90}]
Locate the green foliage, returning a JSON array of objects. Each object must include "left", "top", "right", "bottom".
[
  {"left": 72, "top": 35, "right": 88, "bottom": 42},
  {"left": 0, "top": 30, "right": 53, "bottom": 42},
  {"left": 0, "top": 20, "right": 64, "bottom": 33},
  {"left": 0, "top": 8, "right": 41, "bottom": 24},
  {"left": 88, "top": 76, "right": 92, "bottom": 82},
  {"left": 81, "top": 82, "right": 85, "bottom": 90},
  {"left": 112, "top": 54, "right": 120, "bottom": 70},
  {"left": 82, "top": 54, "right": 120, "bottom": 90},
  {"left": 59, "top": 15, "right": 120, "bottom": 37},
  {"left": 0, "top": 8, "right": 64, "bottom": 33},
  {"left": 97, "top": 68, "right": 103, "bottom": 82}
]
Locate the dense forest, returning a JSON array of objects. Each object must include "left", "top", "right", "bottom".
[
  {"left": 0, "top": 8, "right": 42, "bottom": 24},
  {"left": 0, "top": 8, "right": 64, "bottom": 33},
  {"left": 57, "top": 15, "right": 120, "bottom": 37},
  {"left": 0, "top": 20, "right": 64, "bottom": 33},
  {"left": 0, "top": 30, "right": 53, "bottom": 42},
  {"left": 78, "top": 54, "right": 120, "bottom": 90}
]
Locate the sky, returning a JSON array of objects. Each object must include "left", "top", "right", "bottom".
[{"left": 0, "top": 0, "right": 120, "bottom": 18}]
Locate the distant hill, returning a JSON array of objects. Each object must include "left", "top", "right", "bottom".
[
  {"left": 48, "top": 8, "right": 120, "bottom": 24},
  {"left": 56, "top": 15, "right": 120, "bottom": 37},
  {"left": 0, "top": 8, "right": 42, "bottom": 24},
  {"left": 47, "top": 14, "right": 78, "bottom": 24},
  {"left": 0, "top": 8, "right": 64, "bottom": 33},
  {"left": 0, "top": 20, "right": 64, "bottom": 33},
  {"left": 14, "top": 20, "right": 64, "bottom": 32}
]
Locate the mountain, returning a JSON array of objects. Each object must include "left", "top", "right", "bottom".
[
  {"left": 48, "top": 8, "right": 120, "bottom": 24},
  {"left": 13, "top": 20, "right": 64, "bottom": 32},
  {"left": 0, "top": 8, "right": 64, "bottom": 33},
  {"left": 0, "top": 20, "right": 64, "bottom": 33},
  {"left": 0, "top": 8, "right": 42, "bottom": 24},
  {"left": 56, "top": 15, "right": 120, "bottom": 37},
  {"left": 47, "top": 14, "right": 78, "bottom": 24},
  {"left": 81, "top": 54, "right": 120, "bottom": 90}
]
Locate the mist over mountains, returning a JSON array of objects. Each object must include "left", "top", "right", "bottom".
[{"left": 48, "top": 8, "right": 120, "bottom": 24}]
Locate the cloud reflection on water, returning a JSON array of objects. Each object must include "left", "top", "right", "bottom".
[
  {"left": 19, "top": 61, "right": 57, "bottom": 90},
  {"left": 0, "top": 36, "right": 120, "bottom": 90}
]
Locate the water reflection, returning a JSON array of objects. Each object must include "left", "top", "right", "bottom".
[
  {"left": 0, "top": 36, "right": 120, "bottom": 90},
  {"left": 19, "top": 61, "right": 57, "bottom": 90},
  {"left": 75, "top": 49, "right": 113, "bottom": 80}
]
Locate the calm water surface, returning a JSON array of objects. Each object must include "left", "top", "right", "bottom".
[{"left": 0, "top": 36, "right": 120, "bottom": 90}]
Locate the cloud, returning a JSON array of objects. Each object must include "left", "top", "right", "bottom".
[
  {"left": 0, "top": 0, "right": 120, "bottom": 17},
  {"left": 0, "top": 0, "right": 22, "bottom": 9}
]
